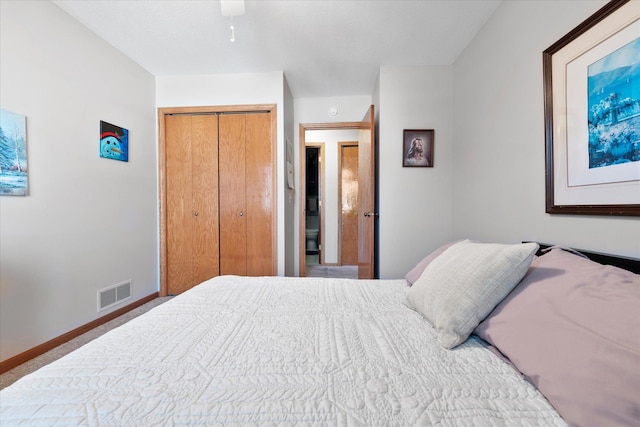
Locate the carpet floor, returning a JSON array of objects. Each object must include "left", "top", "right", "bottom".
[
  {"left": 1, "top": 269, "right": 358, "bottom": 390},
  {"left": 0, "top": 296, "right": 172, "bottom": 391}
]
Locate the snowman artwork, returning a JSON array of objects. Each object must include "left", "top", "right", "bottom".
[{"left": 100, "top": 121, "right": 129, "bottom": 162}]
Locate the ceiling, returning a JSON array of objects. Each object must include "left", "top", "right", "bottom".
[{"left": 52, "top": 0, "right": 502, "bottom": 98}]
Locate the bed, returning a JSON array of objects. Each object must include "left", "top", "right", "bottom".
[{"left": 1, "top": 240, "right": 638, "bottom": 426}]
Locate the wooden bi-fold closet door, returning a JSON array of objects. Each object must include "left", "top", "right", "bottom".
[
  {"left": 219, "top": 112, "right": 274, "bottom": 276},
  {"left": 162, "top": 107, "right": 276, "bottom": 296},
  {"left": 165, "top": 114, "right": 220, "bottom": 295}
]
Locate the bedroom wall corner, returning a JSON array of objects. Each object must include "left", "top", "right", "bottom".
[
  {"left": 0, "top": 1, "right": 158, "bottom": 362},
  {"left": 451, "top": 0, "right": 640, "bottom": 258},
  {"left": 283, "top": 76, "right": 296, "bottom": 277},
  {"left": 377, "top": 66, "right": 454, "bottom": 279}
]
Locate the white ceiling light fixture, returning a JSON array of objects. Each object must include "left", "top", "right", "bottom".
[{"left": 221, "top": 0, "right": 245, "bottom": 43}]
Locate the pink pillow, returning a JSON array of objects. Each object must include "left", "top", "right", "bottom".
[
  {"left": 475, "top": 248, "right": 640, "bottom": 427},
  {"left": 404, "top": 241, "right": 461, "bottom": 286}
]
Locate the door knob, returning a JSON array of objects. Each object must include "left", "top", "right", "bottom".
[
  {"left": 239, "top": 211, "right": 244, "bottom": 217},
  {"left": 193, "top": 211, "right": 199, "bottom": 217},
  {"left": 363, "top": 212, "right": 378, "bottom": 217}
]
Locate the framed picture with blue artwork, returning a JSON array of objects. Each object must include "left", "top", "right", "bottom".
[
  {"left": 0, "top": 108, "right": 28, "bottom": 196},
  {"left": 100, "top": 120, "right": 128, "bottom": 162},
  {"left": 543, "top": 0, "right": 639, "bottom": 216}
]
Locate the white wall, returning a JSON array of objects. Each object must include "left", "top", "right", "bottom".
[
  {"left": 305, "top": 129, "right": 360, "bottom": 264},
  {"left": 372, "top": 75, "right": 381, "bottom": 277},
  {"left": 452, "top": 0, "right": 640, "bottom": 258},
  {"left": 377, "top": 66, "right": 454, "bottom": 279},
  {"left": 283, "top": 78, "right": 296, "bottom": 276},
  {"left": 0, "top": 1, "right": 158, "bottom": 362},
  {"left": 293, "top": 96, "right": 372, "bottom": 274},
  {"left": 156, "top": 72, "right": 286, "bottom": 275}
]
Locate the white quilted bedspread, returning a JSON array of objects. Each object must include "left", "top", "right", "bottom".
[{"left": 0, "top": 276, "right": 566, "bottom": 426}]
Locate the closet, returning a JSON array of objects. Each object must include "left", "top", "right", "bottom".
[
  {"left": 159, "top": 105, "right": 276, "bottom": 296},
  {"left": 165, "top": 114, "right": 220, "bottom": 295}
]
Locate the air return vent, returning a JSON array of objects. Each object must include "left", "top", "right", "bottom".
[{"left": 98, "top": 280, "right": 132, "bottom": 312}]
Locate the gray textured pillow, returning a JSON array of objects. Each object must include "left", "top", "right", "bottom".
[{"left": 406, "top": 240, "right": 538, "bottom": 349}]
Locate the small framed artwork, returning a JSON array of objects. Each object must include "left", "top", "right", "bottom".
[
  {"left": 403, "top": 129, "right": 434, "bottom": 167},
  {"left": 0, "top": 108, "right": 28, "bottom": 196},
  {"left": 543, "top": 0, "right": 639, "bottom": 216},
  {"left": 100, "top": 120, "right": 128, "bottom": 162}
]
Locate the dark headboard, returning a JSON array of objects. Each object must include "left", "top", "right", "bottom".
[{"left": 524, "top": 242, "right": 640, "bottom": 275}]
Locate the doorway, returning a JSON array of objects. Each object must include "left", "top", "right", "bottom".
[
  {"left": 303, "top": 140, "right": 359, "bottom": 277},
  {"left": 298, "top": 105, "right": 376, "bottom": 279},
  {"left": 304, "top": 143, "right": 324, "bottom": 267}
]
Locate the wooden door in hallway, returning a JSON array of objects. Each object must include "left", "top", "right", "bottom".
[
  {"left": 339, "top": 143, "right": 358, "bottom": 265},
  {"left": 358, "top": 105, "right": 375, "bottom": 279}
]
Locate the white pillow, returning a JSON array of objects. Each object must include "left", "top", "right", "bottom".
[{"left": 406, "top": 240, "right": 539, "bottom": 349}]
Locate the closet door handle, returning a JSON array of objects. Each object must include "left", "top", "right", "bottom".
[
  {"left": 239, "top": 211, "right": 244, "bottom": 217},
  {"left": 193, "top": 211, "right": 199, "bottom": 217}
]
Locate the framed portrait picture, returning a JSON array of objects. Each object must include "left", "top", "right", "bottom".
[
  {"left": 403, "top": 129, "right": 434, "bottom": 167},
  {"left": 543, "top": 0, "right": 639, "bottom": 216}
]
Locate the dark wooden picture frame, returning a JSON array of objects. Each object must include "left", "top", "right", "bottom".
[
  {"left": 403, "top": 129, "right": 434, "bottom": 167},
  {"left": 543, "top": 0, "right": 639, "bottom": 216}
]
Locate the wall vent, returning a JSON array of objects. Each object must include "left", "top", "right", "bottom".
[{"left": 98, "top": 280, "right": 132, "bottom": 312}]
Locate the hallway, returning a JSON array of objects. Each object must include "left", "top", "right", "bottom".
[{"left": 305, "top": 255, "right": 358, "bottom": 279}]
